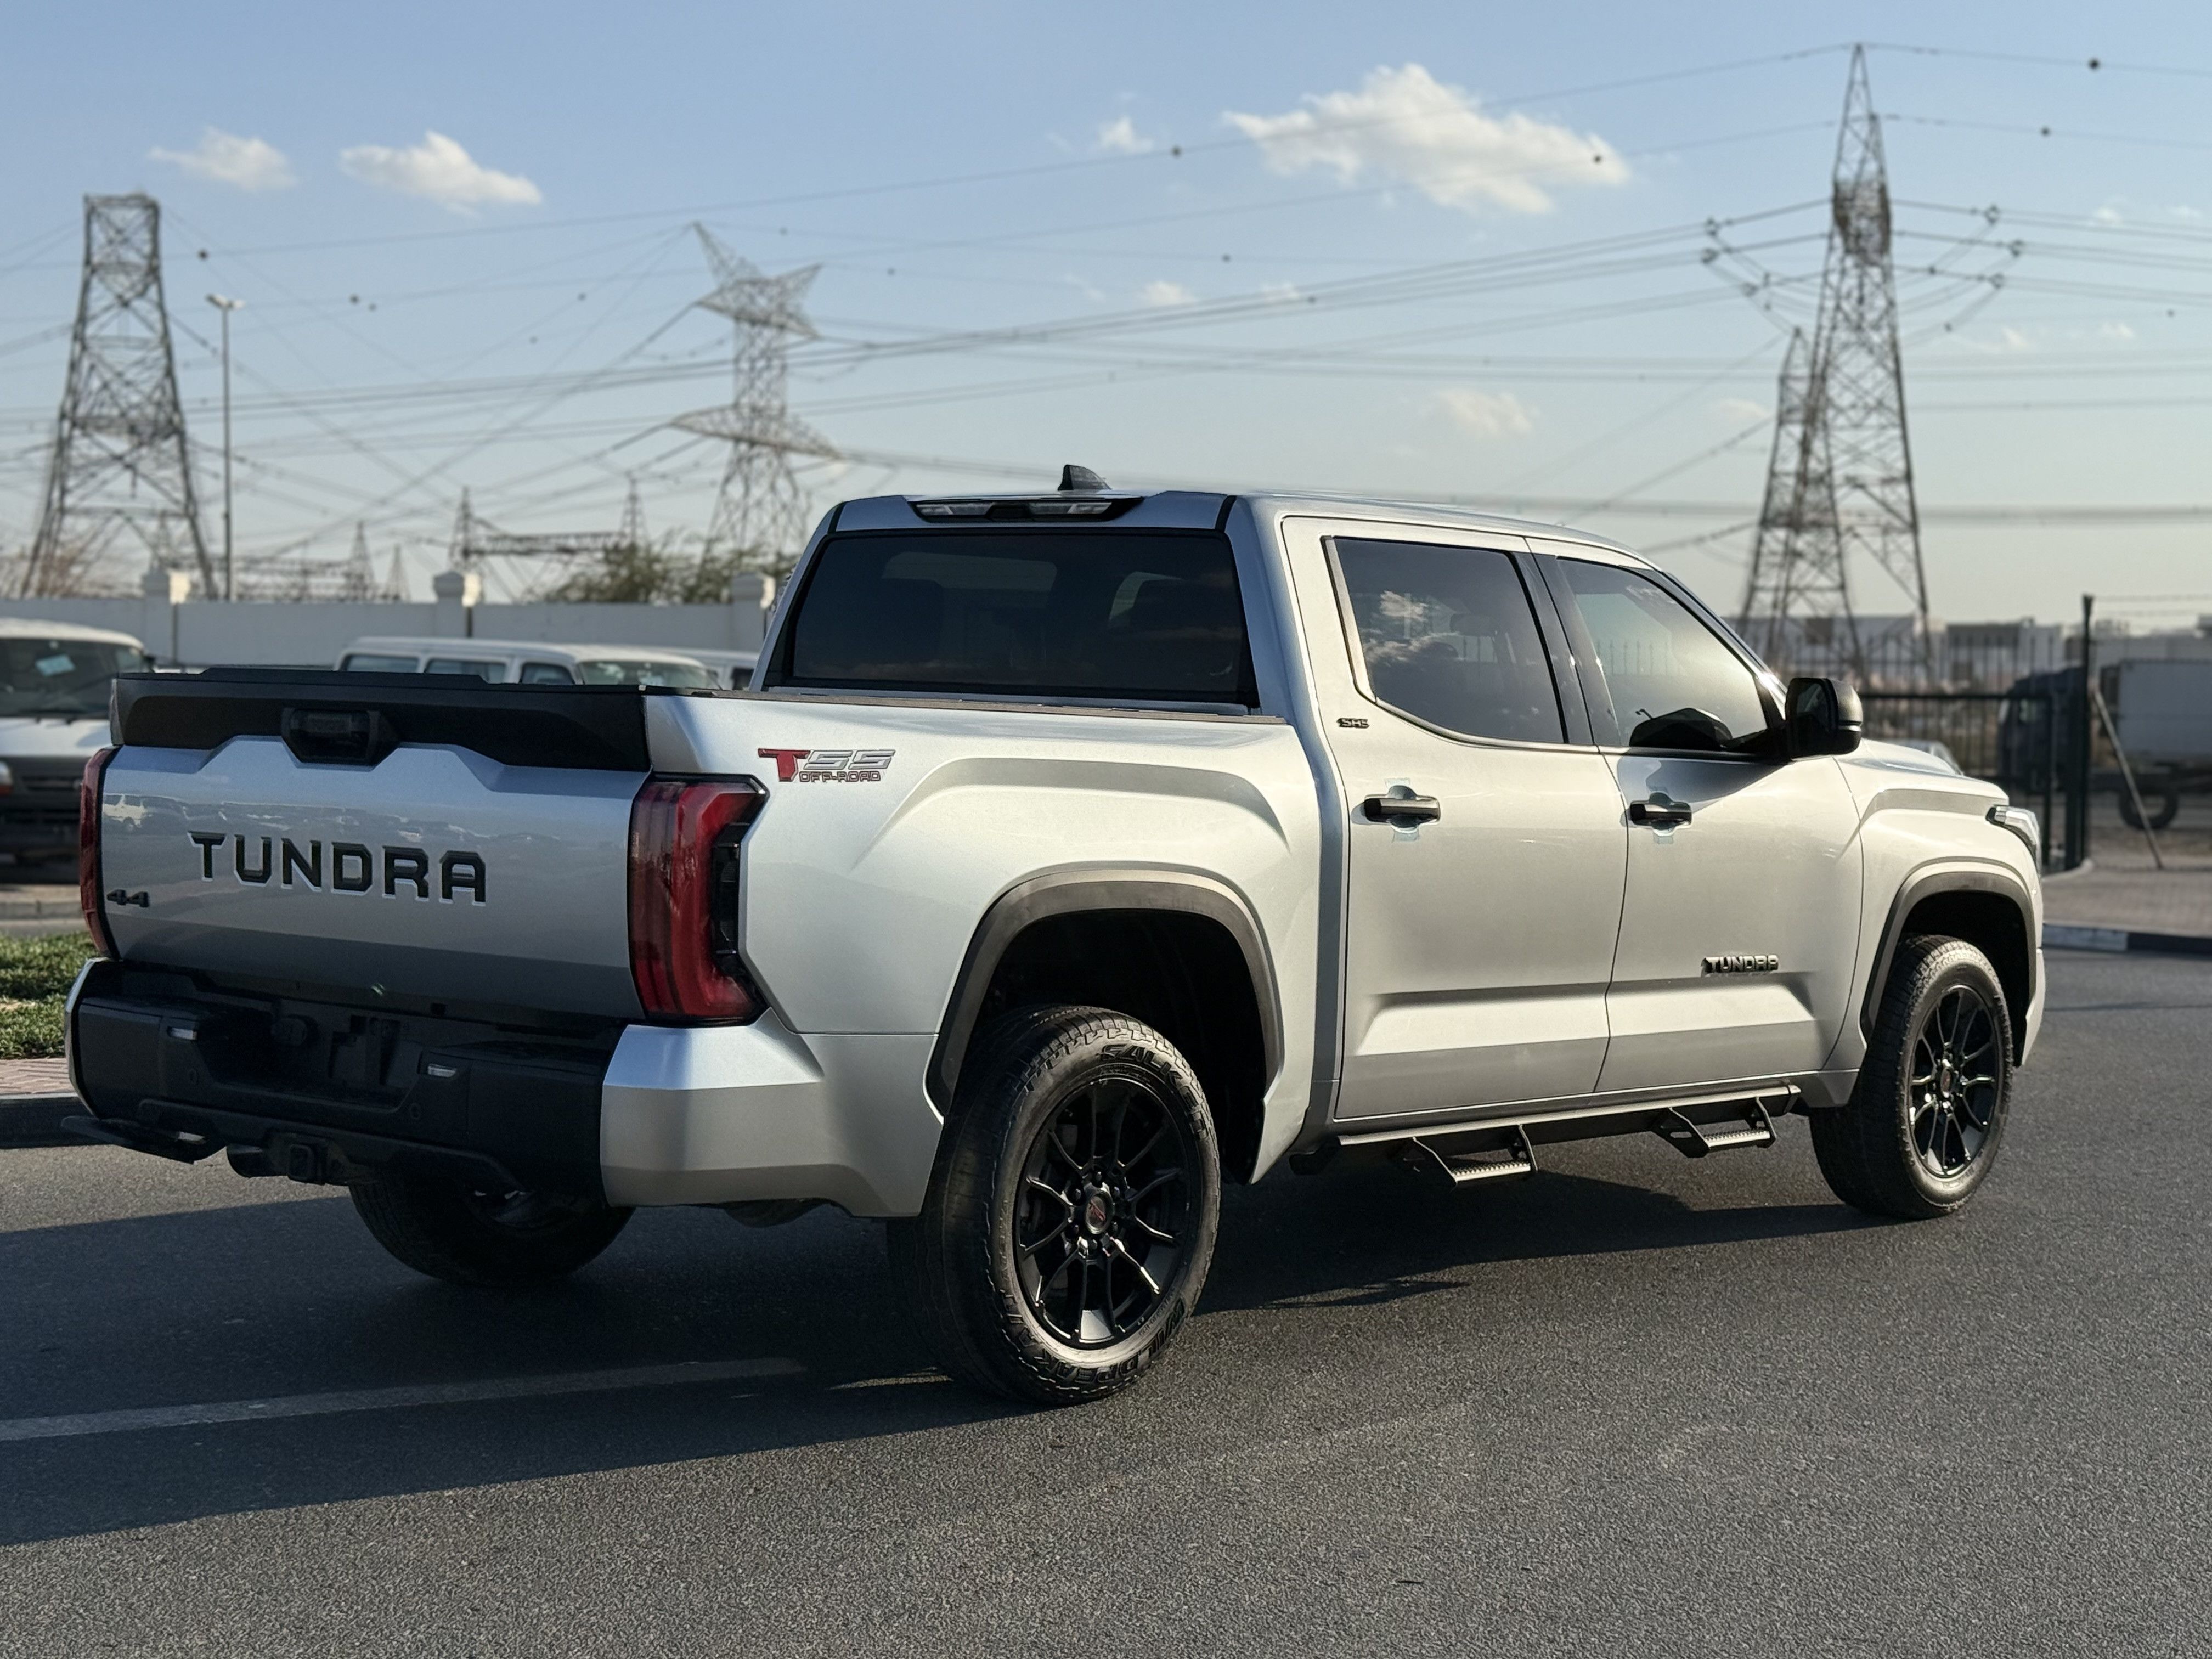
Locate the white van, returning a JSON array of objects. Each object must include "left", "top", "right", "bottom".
[
  {"left": 336, "top": 637, "right": 717, "bottom": 688},
  {"left": 0, "top": 618, "right": 150, "bottom": 866},
  {"left": 672, "top": 648, "right": 759, "bottom": 690}
]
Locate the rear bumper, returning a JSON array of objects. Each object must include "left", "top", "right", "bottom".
[
  {"left": 67, "top": 962, "right": 945, "bottom": 1216},
  {"left": 67, "top": 961, "right": 614, "bottom": 1200},
  {"left": 600, "top": 1017, "right": 941, "bottom": 1216}
]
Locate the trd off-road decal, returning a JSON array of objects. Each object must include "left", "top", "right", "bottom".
[{"left": 757, "top": 748, "right": 895, "bottom": 783}]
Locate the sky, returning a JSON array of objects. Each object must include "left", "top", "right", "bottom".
[{"left": 4, "top": 0, "right": 2211, "bottom": 627}]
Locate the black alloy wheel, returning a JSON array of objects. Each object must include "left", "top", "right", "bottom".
[
  {"left": 1810, "top": 933, "right": 2016, "bottom": 1220},
  {"left": 888, "top": 1005, "right": 1222, "bottom": 1404},
  {"left": 1908, "top": 983, "right": 2001, "bottom": 1179},
  {"left": 1014, "top": 1071, "right": 1193, "bottom": 1348}
]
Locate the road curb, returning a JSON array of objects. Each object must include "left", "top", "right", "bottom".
[
  {"left": 2044, "top": 921, "right": 2212, "bottom": 959},
  {"left": 0, "top": 1094, "right": 86, "bottom": 1149}
]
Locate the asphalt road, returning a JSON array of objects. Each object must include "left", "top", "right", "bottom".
[{"left": 2, "top": 950, "right": 2207, "bottom": 1658}]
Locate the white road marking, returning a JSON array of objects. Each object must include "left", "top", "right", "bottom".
[{"left": 0, "top": 1357, "right": 803, "bottom": 1444}]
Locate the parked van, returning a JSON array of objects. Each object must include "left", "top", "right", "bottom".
[
  {"left": 0, "top": 618, "right": 149, "bottom": 866},
  {"left": 673, "top": 648, "right": 759, "bottom": 689},
  {"left": 335, "top": 637, "right": 716, "bottom": 687}
]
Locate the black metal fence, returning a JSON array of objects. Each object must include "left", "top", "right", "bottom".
[
  {"left": 1754, "top": 617, "right": 2078, "bottom": 695},
  {"left": 1860, "top": 687, "right": 2073, "bottom": 868}
]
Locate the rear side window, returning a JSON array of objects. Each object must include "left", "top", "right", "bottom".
[
  {"left": 1333, "top": 539, "right": 1563, "bottom": 744},
  {"left": 519, "top": 662, "right": 575, "bottom": 685},
  {"left": 577, "top": 659, "right": 715, "bottom": 688},
  {"left": 342, "top": 653, "right": 418, "bottom": 673},
  {"left": 778, "top": 531, "right": 1254, "bottom": 706},
  {"left": 425, "top": 657, "right": 506, "bottom": 681}
]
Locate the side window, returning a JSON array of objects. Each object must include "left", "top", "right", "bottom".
[
  {"left": 425, "top": 657, "right": 506, "bottom": 681},
  {"left": 1333, "top": 539, "right": 1564, "bottom": 744},
  {"left": 1553, "top": 559, "right": 1769, "bottom": 752},
  {"left": 519, "top": 662, "right": 575, "bottom": 685},
  {"left": 341, "top": 653, "right": 419, "bottom": 673}
]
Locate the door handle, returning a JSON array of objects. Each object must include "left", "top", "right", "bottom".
[
  {"left": 1363, "top": 792, "right": 1442, "bottom": 824},
  {"left": 1629, "top": 797, "right": 1693, "bottom": 827}
]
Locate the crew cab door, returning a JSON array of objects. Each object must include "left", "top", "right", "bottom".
[
  {"left": 1281, "top": 521, "right": 1627, "bottom": 1119},
  {"left": 1532, "top": 545, "right": 1863, "bottom": 1093}
]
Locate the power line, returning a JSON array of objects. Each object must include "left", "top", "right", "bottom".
[
  {"left": 1863, "top": 41, "right": 2212, "bottom": 81},
  {"left": 63, "top": 46, "right": 1855, "bottom": 267}
]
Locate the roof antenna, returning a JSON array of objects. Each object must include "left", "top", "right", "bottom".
[{"left": 1057, "top": 463, "right": 1110, "bottom": 494}]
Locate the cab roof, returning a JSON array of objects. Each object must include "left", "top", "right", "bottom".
[
  {"left": 829, "top": 486, "right": 1649, "bottom": 563},
  {"left": 0, "top": 617, "right": 146, "bottom": 649}
]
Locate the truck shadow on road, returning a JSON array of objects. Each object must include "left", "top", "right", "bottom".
[{"left": 0, "top": 1143, "right": 1873, "bottom": 1546}]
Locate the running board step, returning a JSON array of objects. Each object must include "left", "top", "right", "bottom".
[
  {"left": 1396, "top": 1125, "right": 1537, "bottom": 1185},
  {"left": 1654, "top": 1101, "right": 1777, "bottom": 1159}
]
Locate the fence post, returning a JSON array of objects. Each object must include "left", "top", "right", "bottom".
[
  {"left": 2069, "top": 594, "right": 2095, "bottom": 869},
  {"left": 2039, "top": 692, "right": 2055, "bottom": 870}
]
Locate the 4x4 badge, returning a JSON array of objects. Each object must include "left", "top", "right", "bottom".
[{"left": 758, "top": 748, "right": 895, "bottom": 783}]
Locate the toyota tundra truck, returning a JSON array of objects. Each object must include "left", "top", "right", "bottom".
[{"left": 69, "top": 473, "right": 2045, "bottom": 1403}]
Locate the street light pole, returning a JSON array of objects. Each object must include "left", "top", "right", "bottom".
[{"left": 206, "top": 295, "right": 244, "bottom": 600}]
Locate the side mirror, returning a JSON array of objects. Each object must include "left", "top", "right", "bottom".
[{"left": 1786, "top": 676, "right": 1863, "bottom": 758}]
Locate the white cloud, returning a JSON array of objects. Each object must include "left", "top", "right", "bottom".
[
  {"left": 148, "top": 128, "right": 295, "bottom": 192},
  {"left": 2099, "top": 321, "right": 2137, "bottom": 342},
  {"left": 338, "top": 131, "right": 540, "bottom": 208},
  {"left": 2090, "top": 198, "right": 2203, "bottom": 227},
  {"left": 1714, "top": 397, "right": 1771, "bottom": 425},
  {"left": 1096, "top": 115, "right": 1154, "bottom": 155},
  {"left": 1226, "top": 64, "right": 1625, "bottom": 216},
  {"left": 1141, "top": 279, "right": 1198, "bottom": 308},
  {"left": 1434, "top": 388, "right": 1534, "bottom": 438},
  {"left": 1259, "top": 280, "right": 1307, "bottom": 304}
]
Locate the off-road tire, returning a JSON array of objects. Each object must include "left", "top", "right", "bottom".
[
  {"left": 349, "top": 1168, "right": 631, "bottom": 1286},
  {"left": 1812, "top": 935, "right": 2015, "bottom": 1220},
  {"left": 888, "top": 1005, "right": 1222, "bottom": 1405}
]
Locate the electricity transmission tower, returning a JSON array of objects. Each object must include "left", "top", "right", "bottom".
[
  {"left": 674, "top": 228, "right": 837, "bottom": 575},
  {"left": 1738, "top": 46, "right": 1929, "bottom": 681},
  {"left": 449, "top": 487, "right": 629, "bottom": 567},
  {"left": 341, "top": 523, "right": 377, "bottom": 600},
  {"left": 27, "top": 194, "right": 216, "bottom": 597},
  {"left": 379, "top": 545, "right": 410, "bottom": 602}
]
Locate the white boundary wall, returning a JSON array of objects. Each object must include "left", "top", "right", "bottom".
[{"left": 0, "top": 572, "right": 773, "bottom": 668}]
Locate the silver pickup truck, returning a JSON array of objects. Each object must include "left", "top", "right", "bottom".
[{"left": 71, "top": 473, "right": 2044, "bottom": 1403}]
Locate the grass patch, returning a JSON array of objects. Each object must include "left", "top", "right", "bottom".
[{"left": 0, "top": 930, "right": 94, "bottom": 1059}]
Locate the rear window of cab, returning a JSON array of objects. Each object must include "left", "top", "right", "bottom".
[{"left": 773, "top": 531, "right": 1255, "bottom": 707}]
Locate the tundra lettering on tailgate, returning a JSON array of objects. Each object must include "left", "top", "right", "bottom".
[{"left": 186, "top": 832, "right": 486, "bottom": 902}]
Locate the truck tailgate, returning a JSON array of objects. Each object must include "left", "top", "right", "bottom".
[{"left": 97, "top": 673, "right": 648, "bottom": 1018}]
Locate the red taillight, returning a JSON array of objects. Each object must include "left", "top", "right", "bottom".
[
  {"left": 79, "top": 747, "right": 117, "bottom": 959},
  {"left": 628, "top": 776, "right": 767, "bottom": 1022}
]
